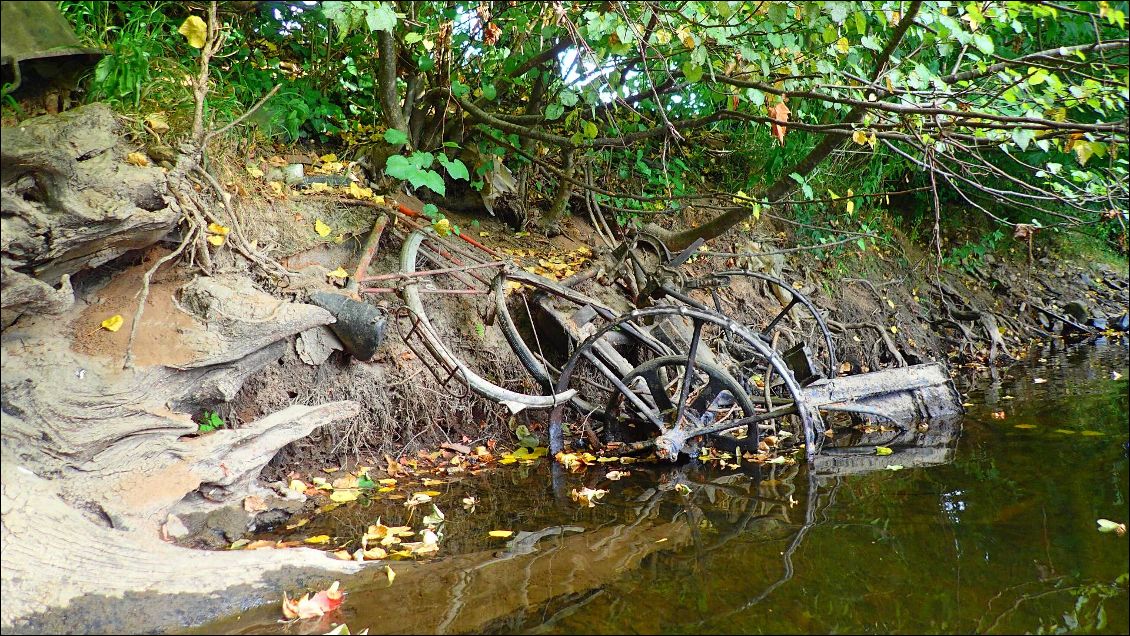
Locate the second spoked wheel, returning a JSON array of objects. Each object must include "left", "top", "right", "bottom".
[{"left": 548, "top": 306, "right": 823, "bottom": 461}]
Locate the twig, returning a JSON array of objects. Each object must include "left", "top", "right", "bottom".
[
  {"left": 204, "top": 84, "right": 281, "bottom": 145},
  {"left": 123, "top": 228, "right": 196, "bottom": 369}
]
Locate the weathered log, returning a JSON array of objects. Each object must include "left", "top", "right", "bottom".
[
  {"left": 0, "top": 447, "right": 362, "bottom": 634},
  {"left": 1, "top": 104, "right": 177, "bottom": 328},
  {"left": 801, "top": 362, "right": 964, "bottom": 426}
]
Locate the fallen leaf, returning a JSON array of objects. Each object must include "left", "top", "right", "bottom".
[
  {"left": 488, "top": 530, "right": 514, "bottom": 538},
  {"left": 315, "top": 219, "right": 332, "bottom": 237},
  {"left": 289, "top": 479, "right": 308, "bottom": 492},
  {"left": 1033, "top": 377, "right": 1047, "bottom": 384},
  {"left": 207, "top": 234, "right": 226, "bottom": 247},
  {"left": 1013, "top": 424, "right": 1037, "bottom": 429},
  {"left": 126, "top": 152, "right": 149, "bottom": 167},
  {"left": 385, "top": 565, "right": 396, "bottom": 584},
  {"left": 101, "top": 314, "right": 124, "bottom": 332},
  {"left": 246, "top": 165, "right": 264, "bottom": 178},
  {"left": 304, "top": 535, "right": 332, "bottom": 545},
  {"left": 330, "top": 489, "right": 359, "bottom": 503},
  {"left": 875, "top": 446, "right": 894, "bottom": 456},
  {"left": 570, "top": 487, "right": 607, "bottom": 507},
  {"left": 885, "top": 464, "right": 905, "bottom": 471},
  {"left": 1097, "top": 519, "right": 1127, "bottom": 536}
]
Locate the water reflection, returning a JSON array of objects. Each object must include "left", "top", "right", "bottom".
[{"left": 196, "top": 342, "right": 1128, "bottom": 635}]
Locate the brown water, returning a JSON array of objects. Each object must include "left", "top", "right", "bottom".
[{"left": 203, "top": 342, "right": 1129, "bottom": 635}]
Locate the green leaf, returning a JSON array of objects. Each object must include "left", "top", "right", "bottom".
[
  {"left": 421, "top": 203, "right": 439, "bottom": 219},
  {"left": 972, "top": 33, "right": 994, "bottom": 55},
  {"left": 385, "top": 154, "right": 413, "bottom": 180},
  {"left": 416, "top": 170, "right": 446, "bottom": 196},
  {"left": 383, "top": 128, "right": 409, "bottom": 145},
  {"left": 682, "top": 61, "right": 704, "bottom": 83},
  {"left": 440, "top": 158, "right": 469, "bottom": 180},
  {"left": 363, "top": 2, "right": 397, "bottom": 32},
  {"left": 482, "top": 84, "right": 497, "bottom": 101},
  {"left": 875, "top": 446, "right": 894, "bottom": 456},
  {"left": 545, "top": 103, "right": 564, "bottom": 120},
  {"left": 452, "top": 81, "right": 470, "bottom": 97},
  {"left": 583, "top": 120, "right": 598, "bottom": 139},
  {"left": 404, "top": 32, "right": 423, "bottom": 45},
  {"left": 357, "top": 473, "right": 376, "bottom": 489}
]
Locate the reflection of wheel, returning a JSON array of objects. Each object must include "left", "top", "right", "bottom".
[
  {"left": 604, "top": 355, "right": 759, "bottom": 454},
  {"left": 398, "top": 230, "right": 575, "bottom": 409},
  {"left": 680, "top": 270, "right": 837, "bottom": 382},
  {"left": 549, "top": 306, "right": 822, "bottom": 461}
]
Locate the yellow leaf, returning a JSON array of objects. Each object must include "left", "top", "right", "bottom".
[
  {"left": 889, "top": 325, "right": 898, "bottom": 334},
  {"left": 320, "top": 153, "right": 339, "bottom": 163},
  {"left": 208, "top": 222, "right": 230, "bottom": 236},
  {"left": 101, "top": 314, "right": 124, "bottom": 332},
  {"left": 207, "top": 234, "right": 226, "bottom": 247},
  {"left": 875, "top": 446, "right": 894, "bottom": 456},
  {"left": 178, "top": 15, "right": 208, "bottom": 49},
  {"left": 488, "top": 530, "right": 514, "bottom": 538},
  {"left": 246, "top": 165, "right": 264, "bottom": 178},
  {"left": 314, "top": 219, "right": 332, "bottom": 237},
  {"left": 836, "top": 37, "right": 850, "bottom": 54},
  {"left": 269, "top": 181, "right": 284, "bottom": 195},
  {"left": 330, "top": 489, "right": 359, "bottom": 502},
  {"left": 845, "top": 200, "right": 855, "bottom": 215},
  {"left": 126, "top": 152, "right": 149, "bottom": 167},
  {"left": 309, "top": 182, "right": 331, "bottom": 193},
  {"left": 304, "top": 535, "right": 332, "bottom": 544},
  {"left": 433, "top": 218, "right": 452, "bottom": 237},
  {"left": 328, "top": 267, "right": 349, "bottom": 278},
  {"left": 385, "top": 565, "right": 396, "bottom": 584},
  {"left": 349, "top": 181, "right": 374, "bottom": 200},
  {"left": 289, "top": 479, "right": 307, "bottom": 492},
  {"left": 852, "top": 130, "right": 868, "bottom": 145}
]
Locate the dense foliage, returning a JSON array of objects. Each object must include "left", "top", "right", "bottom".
[{"left": 59, "top": 1, "right": 1129, "bottom": 252}]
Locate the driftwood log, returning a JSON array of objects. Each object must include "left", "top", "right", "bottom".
[{"left": 0, "top": 106, "right": 367, "bottom": 632}]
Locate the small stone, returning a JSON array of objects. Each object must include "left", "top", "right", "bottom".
[{"left": 164, "top": 514, "right": 190, "bottom": 539}]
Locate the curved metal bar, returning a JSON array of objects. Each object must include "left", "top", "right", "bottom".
[
  {"left": 400, "top": 230, "right": 576, "bottom": 410},
  {"left": 687, "top": 270, "right": 838, "bottom": 379}
]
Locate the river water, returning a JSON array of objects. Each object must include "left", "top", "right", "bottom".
[{"left": 204, "top": 341, "right": 1128, "bottom": 635}]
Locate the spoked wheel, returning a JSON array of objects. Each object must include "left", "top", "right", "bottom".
[
  {"left": 604, "top": 355, "right": 759, "bottom": 457},
  {"left": 549, "top": 306, "right": 823, "bottom": 461},
  {"left": 679, "top": 270, "right": 837, "bottom": 383},
  {"left": 388, "top": 230, "right": 575, "bottom": 409}
]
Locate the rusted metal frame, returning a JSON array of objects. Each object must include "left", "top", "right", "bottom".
[{"left": 392, "top": 306, "right": 472, "bottom": 398}]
